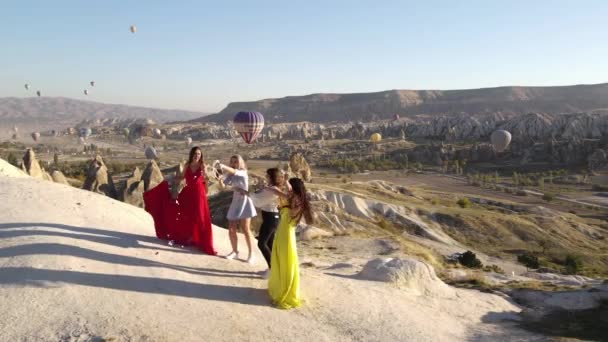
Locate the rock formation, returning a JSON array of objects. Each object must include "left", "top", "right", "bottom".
[
  {"left": 198, "top": 83, "right": 608, "bottom": 123},
  {"left": 50, "top": 170, "right": 69, "bottom": 185},
  {"left": 359, "top": 258, "right": 455, "bottom": 297},
  {"left": 117, "top": 167, "right": 145, "bottom": 207},
  {"left": 141, "top": 160, "right": 164, "bottom": 191},
  {"left": 289, "top": 152, "right": 312, "bottom": 182},
  {"left": 20, "top": 149, "right": 51, "bottom": 180},
  {"left": 81, "top": 155, "right": 117, "bottom": 199}
]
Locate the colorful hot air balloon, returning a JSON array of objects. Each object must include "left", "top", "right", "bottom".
[
  {"left": 130, "top": 25, "right": 137, "bottom": 33},
  {"left": 84, "top": 89, "right": 89, "bottom": 95},
  {"left": 233, "top": 111, "right": 264, "bottom": 144},
  {"left": 370, "top": 133, "right": 382, "bottom": 143},
  {"left": 185, "top": 136, "right": 192, "bottom": 147},
  {"left": 90, "top": 81, "right": 95, "bottom": 87},
  {"left": 490, "top": 130, "right": 512, "bottom": 152},
  {"left": 145, "top": 146, "right": 157, "bottom": 160},
  {"left": 31, "top": 132, "right": 40, "bottom": 142},
  {"left": 36, "top": 90, "right": 41, "bottom": 97},
  {"left": 24, "top": 84, "right": 30, "bottom": 90}
]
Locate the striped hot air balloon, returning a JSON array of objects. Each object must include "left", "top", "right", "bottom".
[{"left": 233, "top": 111, "right": 264, "bottom": 144}]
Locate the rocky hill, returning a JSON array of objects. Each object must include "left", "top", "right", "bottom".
[
  {"left": 0, "top": 158, "right": 547, "bottom": 341},
  {"left": 0, "top": 97, "right": 206, "bottom": 133},
  {"left": 198, "top": 83, "right": 608, "bottom": 123}
]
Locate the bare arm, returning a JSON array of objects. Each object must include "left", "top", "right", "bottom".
[
  {"left": 265, "top": 186, "right": 289, "bottom": 199},
  {"left": 219, "top": 163, "right": 237, "bottom": 176}
]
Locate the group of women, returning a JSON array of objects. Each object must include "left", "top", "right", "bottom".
[{"left": 143, "top": 146, "right": 313, "bottom": 309}]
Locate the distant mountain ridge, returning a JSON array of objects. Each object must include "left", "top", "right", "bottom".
[
  {"left": 0, "top": 97, "right": 206, "bottom": 131},
  {"left": 197, "top": 83, "right": 608, "bottom": 123}
]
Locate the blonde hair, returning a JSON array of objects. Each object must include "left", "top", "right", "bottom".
[{"left": 230, "top": 155, "right": 247, "bottom": 170}]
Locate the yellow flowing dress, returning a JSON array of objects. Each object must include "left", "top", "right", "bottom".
[{"left": 268, "top": 206, "right": 300, "bottom": 309}]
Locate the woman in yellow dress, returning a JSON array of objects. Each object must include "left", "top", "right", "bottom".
[{"left": 267, "top": 177, "right": 313, "bottom": 309}]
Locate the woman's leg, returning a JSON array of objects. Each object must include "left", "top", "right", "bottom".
[
  {"left": 257, "top": 211, "right": 278, "bottom": 268},
  {"left": 240, "top": 217, "right": 254, "bottom": 262},
  {"left": 227, "top": 220, "right": 238, "bottom": 256}
]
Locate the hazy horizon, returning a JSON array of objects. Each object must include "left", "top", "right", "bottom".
[{"left": 2, "top": 1, "right": 607, "bottom": 112}]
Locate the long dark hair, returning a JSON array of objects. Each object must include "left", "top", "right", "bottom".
[
  {"left": 288, "top": 178, "right": 313, "bottom": 224},
  {"left": 266, "top": 168, "right": 285, "bottom": 188},
  {"left": 187, "top": 146, "right": 204, "bottom": 168}
]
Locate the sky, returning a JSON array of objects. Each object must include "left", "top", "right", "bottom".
[{"left": 1, "top": 0, "right": 607, "bottom": 113}]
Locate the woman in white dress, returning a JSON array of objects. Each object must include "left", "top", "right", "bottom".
[{"left": 215, "top": 155, "right": 257, "bottom": 263}]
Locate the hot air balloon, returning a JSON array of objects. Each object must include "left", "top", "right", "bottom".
[
  {"left": 145, "top": 146, "right": 157, "bottom": 160},
  {"left": 12, "top": 126, "right": 18, "bottom": 133},
  {"left": 78, "top": 137, "right": 86, "bottom": 145},
  {"left": 79, "top": 127, "right": 92, "bottom": 139},
  {"left": 153, "top": 128, "right": 161, "bottom": 137},
  {"left": 185, "top": 136, "right": 192, "bottom": 147},
  {"left": 393, "top": 114, "right": 400, "bottom": 121},
  {"left": 90, "top": 81, "right": 95, "bottom": 87},
  {"left": 36, "top": 90, "right": 41, "bottom": 97},
  {"left": 123, "top": 128, "right": 130, "bottom": 137},
  {"left": 31, "top": 132, "right": 40, "bottom": 142},
  {"left": 84, "top": 89, "right": 89, "bottom": 95},
  {"left": 370, "top": 133, "right": 382, "bottom": 143},
  {"left": 24, "top": 84, "right": 30, "bottom": 90},
  {"left": 233, "top": 111, "right": 264, "bottom": 144},
  {"left": 130, "top": 25, "right": 137, "bottom": 33},
  {"left": 490, "top": 130, "right": 512, "bottom": 152}
]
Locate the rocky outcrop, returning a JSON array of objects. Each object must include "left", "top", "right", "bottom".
[
  {"left": 81, "top": 155, "right": 117, "bottom": 198},
  {"left": 50, "top": 170, "right": 69, "bottom": 185},
  {"left": 297, "top": 224, "right": 333, "bottom": 241},
  {"left": 588, "top": 149, "right": 607, "bottom": 173},
  {"left": 311, "top": 188, "right": 454, "bottom": 244},
  {"left": 289, "top": 152, "right": 312, "bottom": 182},
  {"left": 20, "top": 149, "right": 50, "bottom": 180},
  {"left": 117, "top": 167, "right": 145, "bottom": 207},
  {"left": 141, "top": 160, "right": 164, "bottom": 191},
  {"left": 199, "top": 83, "right": 608, "bottom": 123},
  {"left": 359, "top": 258, "right": 455, "bottom": 297}
]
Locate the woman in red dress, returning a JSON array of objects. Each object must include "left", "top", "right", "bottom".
[{"left": 143, "top": 146, "right": 217, "bottom": 255}]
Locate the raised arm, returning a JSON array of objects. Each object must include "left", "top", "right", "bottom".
[
  {"left": 265, "top": 185, "right": 290, "bottom": 199},
  {"left": 218, "top": 163, "right": 237, "bottom": 176}
]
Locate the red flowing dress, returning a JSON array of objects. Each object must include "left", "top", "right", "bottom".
[{"left": 143, "top": 166, "right": 217, "bottom": 255}]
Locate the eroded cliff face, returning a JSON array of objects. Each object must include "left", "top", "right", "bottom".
[{"left": 198, "top": 83, "right": 608, "bottom": 123}]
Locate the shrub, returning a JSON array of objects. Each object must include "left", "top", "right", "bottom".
[
  {"left": 516, "top": 190, "right": 528, "bottom": 196},
  {"left": 564, "top": 255, "right": 583, "bottom": 275},
  {"left": 592, "top": 184, "right": 608, "bottom": 191},
  {"left": 517, "top": 253, "right": 540, "bottom": 269},
  {"left": 342, "top": 178, "right": 348, "bottom": 183},
  {"left": 6, "top": 153, "right": 19, "bottom": 167},
  {"left": 458, "top": 251, "right": 483, "bottom": 269},
  {"left": 430, "top": 199, "right": 438, "bottom": 205},
  {"left": 542, "top": 193, "right": 555, "bottom": 202},
  {"left": 457, "top": 198, "right": 470, "bottom": 208},
  {"left": 483, "top": 264, "right": 505, "bottom": 274},
  {"left": 319, "top": 172, "right": 327, "bottom": 177}
]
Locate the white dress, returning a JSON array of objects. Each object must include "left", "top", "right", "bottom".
[{"left": 224, "top": 169, "right": 257, "bottom": 220}]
